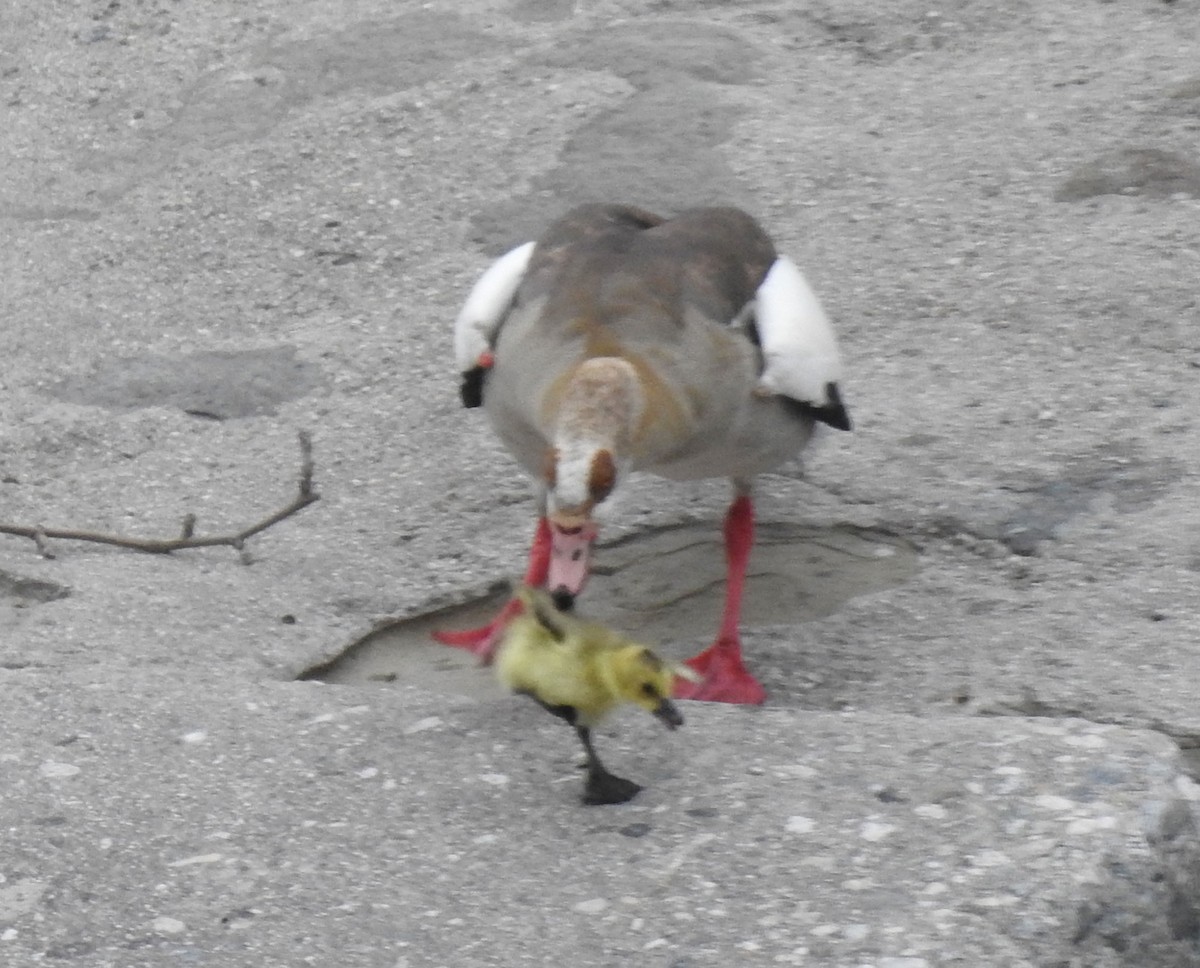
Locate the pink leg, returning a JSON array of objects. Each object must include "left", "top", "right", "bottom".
[
  {"left": 432, "top": 517, "right": 552, "bottom": 662},
  {"left": 674, "top": 494, "right": 766, "bottom": 705}
]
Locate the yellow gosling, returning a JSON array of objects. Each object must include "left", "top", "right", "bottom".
[{"left": 496, "top": 586, "right": 699, "bottom": 805}]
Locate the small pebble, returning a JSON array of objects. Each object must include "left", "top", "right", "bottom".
[
  {"left": 403, "top": 716, "right": 442, "bottom": 735},
  {"left": 970, "top": 849, "right": 1012, "bottom": 867},
  {"left": 1067, "top": 815, "right": 1118, "bottom": 835},
  {"left": 167, "top": 853, "right": 222, "bottom": 867},
  {"left": 1034, "top": 794, "right": 1076, "bottom": 811},
  {"left": 860, "top": 820, "right": 897, "bottom": 842},
  {"left": 39, "top": 761, "right": 80, "bottom": 778}
]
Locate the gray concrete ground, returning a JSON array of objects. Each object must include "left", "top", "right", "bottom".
[{"left": 3, "top": 1, "right": 1200, "bottom": 965}]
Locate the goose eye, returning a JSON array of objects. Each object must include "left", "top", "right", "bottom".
[{"left": 640, "top": 682, "right": 660, "bottom": 698}]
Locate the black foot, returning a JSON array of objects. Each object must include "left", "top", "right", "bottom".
[{"left": 583, "top": 770, "right": 642, "bottom": 806}]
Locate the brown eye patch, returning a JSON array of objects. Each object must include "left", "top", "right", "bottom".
[
  {"left": 588, "top": 449, "right": 616, "bottom": 503},
  {"left": 542, "top": 447, "right": 558, "bottom": 489}
]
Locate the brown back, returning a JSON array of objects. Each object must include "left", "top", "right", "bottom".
[{"left": 521, "top": 204, "right": 777, "bottom": 335}]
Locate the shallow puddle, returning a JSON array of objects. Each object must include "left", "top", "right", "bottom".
[{"left": 301, "top": 522, "right": 917, "bottom": 701}]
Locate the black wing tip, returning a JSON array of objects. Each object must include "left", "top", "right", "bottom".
[
  {"left": 460, "top": 367, "right": 486, "bottom": 408},
  {"left": 816, "top": 383, "right": 852, "bottom": 431},
  {"left": 815, "top": 408, "right": 852, "bottom": 432}
]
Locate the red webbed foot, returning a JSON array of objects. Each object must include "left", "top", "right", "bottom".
[
  {"left": 431, "top": 596, "right": 524, "bottom": 663},
  {"left": 674, "top": 639, "right": 766, "bottom": 705},
  {"left": 433, "top": 517, "right": 555, "bottom": 661}
]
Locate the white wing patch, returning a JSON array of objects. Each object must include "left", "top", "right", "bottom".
[
  {"left": 752, "top": 256, "right": 843, "bottom": 405},
  {"left": 453, "top": 241, "right": 536, "bottom": 372}
]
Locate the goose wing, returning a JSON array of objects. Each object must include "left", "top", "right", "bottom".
[
  {"left": 453, "top": 241, "right": 535, "bottom": 407},
  {"left": 751, "top": 256, "right": 851, "bottom": 431}
]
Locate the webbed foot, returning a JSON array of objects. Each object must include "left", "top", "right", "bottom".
[
  {"left": 583, "top": 769, "right": 643, "bottom": 806},
  {"left": 431, "top": 597, "right": 523, "bottom": 662},
  {"left": 674, "top": 638, "right": 766, "bottom": 705}
]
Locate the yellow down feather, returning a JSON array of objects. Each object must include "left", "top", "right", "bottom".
[{"left": 496, "top": 586, "right": 697, "bottom": 728}]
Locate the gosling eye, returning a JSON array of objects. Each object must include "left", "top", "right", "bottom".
[{"left": 640, "top": 682, "right": 660, "bottom": 699}]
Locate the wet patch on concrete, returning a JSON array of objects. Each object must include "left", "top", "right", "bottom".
[
  {"left": 165, "top": 12, "right": 488, "bottom": 153},
  {"left": 1165, "top": 75, "right": 1200, "bottom": 114},
  {"left": 796, "top": 1, "right": 1032, "bottom": 63},
  {"left": 997, "top": 452, "right": 1183, "bottom": 556},
  {"left": 0, "top": 204, "right": 102, "bottom": 222},
  {"left": 536, "top": 21, "right": 760, "bottom": 89},
  {"left": 0, "top": 570, "right": 70, "bottom": 645},
  {"left": 0, "top": 571, "right": 70, "bottom": 607},
  {"left": 1055, "top": 147, "right": 1200, "bottom": 202},
  {"left": 470, "top": 22, "right": 761, "bottom": 250},
  {"left": 70, "top": 11, "right": 492, "bottom": 206},
  {"left": 302, "top": 523, "right": 917, "bottom": 703},
  {"left": 509, "top": 0, "right": 578, "bottom": 23},
  {"left": 47, "top": 345, "right": 322, "bottom": 419}
]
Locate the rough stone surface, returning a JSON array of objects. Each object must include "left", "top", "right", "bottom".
[{"left": 3, "top": 1, "right": 1200, "bottom": 966}]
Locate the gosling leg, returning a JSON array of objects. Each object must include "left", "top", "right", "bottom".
[{"left": 576, "top": 725, "right": 641, "bottom": 806}]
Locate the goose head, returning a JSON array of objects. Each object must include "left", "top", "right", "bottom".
[{"left": 542, "top": 356, "right": 643, "bottom": 605}]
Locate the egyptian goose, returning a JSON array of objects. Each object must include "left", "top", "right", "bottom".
[{"left": 435, "top": 203, "right": 851, "bottom": 704}]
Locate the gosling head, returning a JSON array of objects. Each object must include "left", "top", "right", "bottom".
[
  {"left": 540, "top": 357, "right": 644, "bottom": 605},
  {"left": 608, "top": 645, "right": 699, "bottom": 731}
]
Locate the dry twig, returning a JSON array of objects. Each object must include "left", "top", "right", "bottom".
[{"left": 0, "top": 431, "right": 320, "bottom": 560}]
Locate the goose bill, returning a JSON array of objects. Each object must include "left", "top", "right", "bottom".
[{"left": 547, "top": 521, "right": 597, "bottom": 601}]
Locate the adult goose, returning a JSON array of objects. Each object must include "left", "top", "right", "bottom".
[{"left": 435, "top": 203, "right": 851, "bottom": 704}]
